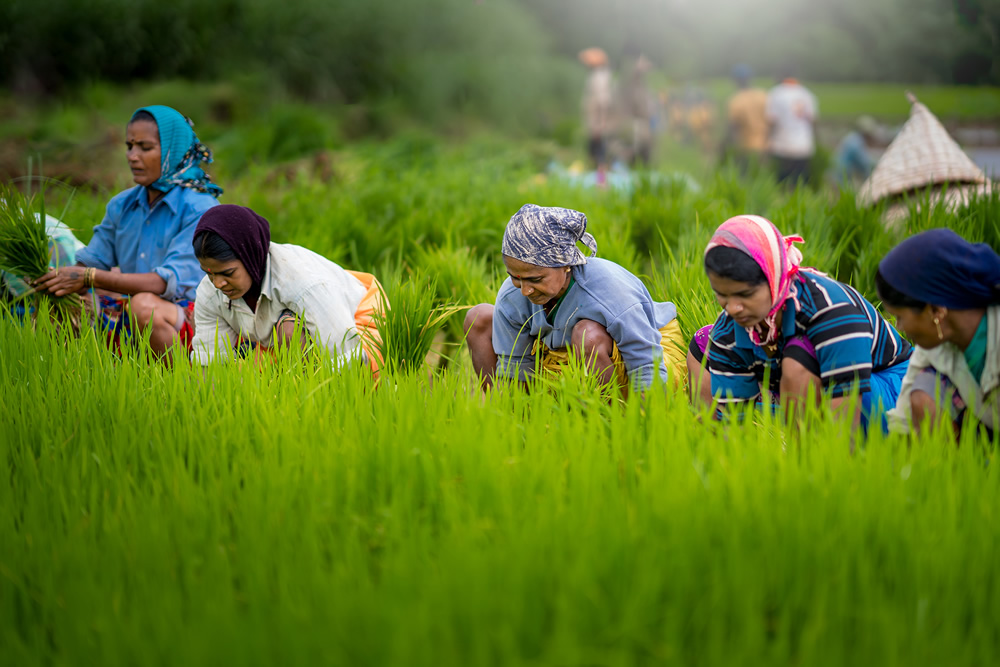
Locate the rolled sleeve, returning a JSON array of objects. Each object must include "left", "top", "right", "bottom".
[{"left": 154, "top": 197, "right": 215, "bottom": 301}]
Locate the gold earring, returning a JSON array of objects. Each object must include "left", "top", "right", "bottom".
[
  {"left": 565, "top": 268, "right": 571, "bottom": 273},
  {"left": 934, "top": 316, "right": 944, "bottom": 341}
]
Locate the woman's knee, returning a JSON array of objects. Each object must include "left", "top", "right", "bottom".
[
  {"left": 128, "top": 292, "right": 158, "bottom": 327},
  {"left": 570, "top": 319, "right": 613, "bottom": 356},
  {"left": 464, "top": 304, "right": 494, "bottom": 338}
]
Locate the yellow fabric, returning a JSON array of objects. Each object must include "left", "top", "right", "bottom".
[
  {"left": 536, "top": 320, "right": 687, "bottom": 389},
  {"left": 727, "top": 88, "right": 770, "bottom": 152}
]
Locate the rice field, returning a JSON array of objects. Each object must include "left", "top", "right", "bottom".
[{"left": 3, "top": 142, "right": 1000, "bottom": 665}]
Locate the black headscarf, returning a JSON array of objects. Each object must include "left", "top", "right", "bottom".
[
  {"left": 879, "top": 228, "right": 1000, "bottom": 309},
  {"left": 194, "top": 204, "right": 271, "bottom": 308}
]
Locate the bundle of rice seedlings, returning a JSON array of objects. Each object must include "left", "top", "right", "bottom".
[
  {"left": 0, "top": 185, "right": 82, "bottom": 335},
  {"left": 371, "top": 267, "right": 466, "bottom": 375}
]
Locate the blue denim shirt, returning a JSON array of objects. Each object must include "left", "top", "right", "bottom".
[
  {"left": 76, "top": 185, "right": 218, "bottom": 302},
  {"left": 493, "top": 257, "right": 677, "bottom": 388}
]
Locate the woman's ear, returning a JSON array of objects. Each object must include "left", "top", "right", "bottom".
[{"left": 929, "top": 304, "right": 949, "bottom": 323}]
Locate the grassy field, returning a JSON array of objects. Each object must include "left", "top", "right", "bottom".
[{"left": 3, "top": 88, "right": 1000, "bottom": 664}]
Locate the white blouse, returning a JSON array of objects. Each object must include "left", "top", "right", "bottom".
[{"left": 191, "top": 243, "right": 367, "bottom": 365}]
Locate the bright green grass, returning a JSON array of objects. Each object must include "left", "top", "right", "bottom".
[
  {"left": 4, "top": 142, "right": 1000, "bottom": 665},
  {"left": 2, "top": 316, "right": 998, "bottom": 666}
]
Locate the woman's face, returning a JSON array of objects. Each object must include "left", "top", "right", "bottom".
[
  {"left": 126, "top": 119, "right": 162, "bottom": 187},
  {"left": 503, "top": 256, "right": 572, "bottom": 306},
  {"left": 883, "top": 303, "right": 943, "bottom": 349},
  {"left": 708, "top": 272, "right": 773, "bottom": 328},
  {"left": 199, "top": 256, "right": 254, "bottom": 300}
]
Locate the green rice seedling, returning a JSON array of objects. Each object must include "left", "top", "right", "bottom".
[
  {"left": 371, "top": 265, "right": 467, "bottom": 374},
  {"left": 0, "top": 184, "right": 82, "bottom": 335}
]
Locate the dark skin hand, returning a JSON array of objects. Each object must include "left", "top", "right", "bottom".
[{"left": 32, "top": 264, "right": 167, "bottom": 298}]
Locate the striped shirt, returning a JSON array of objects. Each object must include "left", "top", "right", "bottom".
[{"left": 707, "top": 272, "right": 912, "bottom": 403}]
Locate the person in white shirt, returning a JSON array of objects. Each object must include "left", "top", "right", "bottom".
[
  {"left": 766, "top": 74, "right": 818, "bottom": 186},
  {"left": 189, "top": 204, "right": 386, "bottom": 375}
]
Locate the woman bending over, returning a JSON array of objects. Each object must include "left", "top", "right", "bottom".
[
  {"left": 687, "top": 214, "right": 911, "bottom": 431},
  {"left": 190, "top": 205, "right": 385, "bottom": 375},
  {"left": 464, "top": 203, "right": 685, "bottom": 397},
  {"left": 878, "top": 228, "right": 1000, "bottom": 438}
]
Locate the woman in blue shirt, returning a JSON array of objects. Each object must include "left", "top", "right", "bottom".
[
  {"left": 464, "top": 204, "right": 685, "bottom": 397},
  {"left": 34, "top": 105, "right": 221, "bottom": 357}
]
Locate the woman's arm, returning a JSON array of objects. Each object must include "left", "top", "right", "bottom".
[
  {"left": 190, "top": 281, "right": 239, "bottom": 365},
  {"left": 33, "top": 266, "right": 166, "bottom": 297}
]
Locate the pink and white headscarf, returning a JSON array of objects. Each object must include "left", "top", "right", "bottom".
[{"left": 705, "top": 215, "right": 816, "bottom": 348}]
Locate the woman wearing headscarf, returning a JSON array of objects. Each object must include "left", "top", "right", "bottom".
[
  {"left": 877, "top": 229, "right": 1000, "bottom": 438},
  {"left": 464, "top": 203, "right": 684, "bottom": 396},
  {"left": 189, "top": 205, "right": 385, "bottom": 376},
  {"left": 33, "top": 105, "right": 222, "bottom": 357},
  {"left": 687, "top": 215, "right": 911, "bottom": 431}
]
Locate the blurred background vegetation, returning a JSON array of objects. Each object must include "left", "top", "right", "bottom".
[{"left": 3, "top": 0, "right": 998, "bottom": 105}]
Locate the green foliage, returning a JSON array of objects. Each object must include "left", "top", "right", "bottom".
[
  {"left": 0, "top": 186, "right": 49, "bottom": 278},
  {"left": 2, "top": 314, "right": 999, "bottom": 665},
  {"left": 4, "top": 128, "right": 1000, "bottom": 664}
]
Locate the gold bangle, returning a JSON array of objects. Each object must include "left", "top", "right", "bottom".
[{"left": 84, "top": 267, "right": 96, "bottom": 288}]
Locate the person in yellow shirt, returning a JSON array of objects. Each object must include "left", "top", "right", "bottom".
[{"left": 721, "top": 64, "right": 769, "bottom": 173}]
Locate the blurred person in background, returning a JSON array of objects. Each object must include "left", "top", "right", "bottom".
[
  {"left": 32, "top": 105, "right": 221, "bottom": 358},
  {"left": 877, "top": 229, "right": 1000, "bottom": 439},
  {"left": 464, "top": 204, "right": 685, "bottom": 398},
  {"left": 687, "top": 215, "right": 911, "bottom": 432},
  {"left": 579, "top": 47, "right": 615, "bottom": 186},
  {"left": 766, "top": 71, "right": 818, "bottom": 186},
  {"left": 720, "top": 64, "right": 769, "bottom": 173},
  {"left": 830, "top": 115, "right": 880, "bottom": 188},
  {"left": 621, "top": 46, "right": 655, "bottom": 168},
  {"left": 190, "top": 205, "right": 385, "bottom": 375}
]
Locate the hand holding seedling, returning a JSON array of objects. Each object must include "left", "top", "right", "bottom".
[{"left": 33, "top": 266, "right": 88, "bottom": 297}]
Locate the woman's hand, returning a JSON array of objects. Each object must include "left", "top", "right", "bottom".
[{"left": 32, "top": 266, "right": 88, "bottom": 297}]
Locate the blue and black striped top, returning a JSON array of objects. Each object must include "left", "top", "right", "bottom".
[{"left": 707, "top": 272, "right": 912, "bottom": 403}]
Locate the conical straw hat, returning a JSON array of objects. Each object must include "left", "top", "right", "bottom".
[{"left": 857, "top": 92, "right": 987, "bottom": 206}]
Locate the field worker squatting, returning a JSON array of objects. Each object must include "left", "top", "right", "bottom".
[{"left": 464, "top": 203, "right": 686, "bottom": 398}]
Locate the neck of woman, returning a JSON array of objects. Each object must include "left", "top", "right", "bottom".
[
  {"left": 146, "top": 187, "right": 165, "bottom": 206},
  {"left": 243, "top": 283, "right": 262, "bottom": 313},
  {"left": 950, "top": 308, "right": 988, "bottom": 352}
]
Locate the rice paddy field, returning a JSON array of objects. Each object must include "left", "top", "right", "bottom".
[{"left": 3, "top": 131, "right": 1000, "bottom": 665}]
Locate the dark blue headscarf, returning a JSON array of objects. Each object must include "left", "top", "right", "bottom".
[
  {"left": 131, "top": 105, "right": 223, "bottom": 197},
  {"left": 879, "top": 228, "right": 1000, "bottom": 309}
]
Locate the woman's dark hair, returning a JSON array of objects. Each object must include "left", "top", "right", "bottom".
[
  {"left": 875, "top": 268, "right": 927, "bottom": 310},
  {"left": 704, "top": 246, "right": 768, "bottom": 286},
  {"left": 193, "top": 230, "right": 238, "bottom": 262},
  {"left": 129, "top": 110, "right": 157, "bottom": 125}
]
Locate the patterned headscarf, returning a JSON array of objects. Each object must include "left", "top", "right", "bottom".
[
  {"left": 879, "top": 228, "right": 1000, "bottom": 309},
  {"left": 501, "top": 204, "right": 598, "bottom": 268},
  {"left": 131, "top": 105, "right": 223, "bottom": 197},
  {"left": 705, "top": 214, "right": 815, "bottom": 347}
]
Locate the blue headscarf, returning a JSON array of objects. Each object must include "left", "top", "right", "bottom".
[
  {"left": 879, "top": 228, "right": 1000, "bottom": 309},
  {"left": 131, "top": 105, "right": 223, "bottom": 197},
  {"left": 501, "top": 204, "right": 598, "bottom": 268}
]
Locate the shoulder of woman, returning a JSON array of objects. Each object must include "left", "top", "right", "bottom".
[
  {"left": 106, "top": 185, "right": 144, "bottom": 211},
  {"left": 575, "top": 260, "right": 652, "bottom": 307},
  {"left": 176, "top": 188, "right": 221, "bottom": 213}
]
